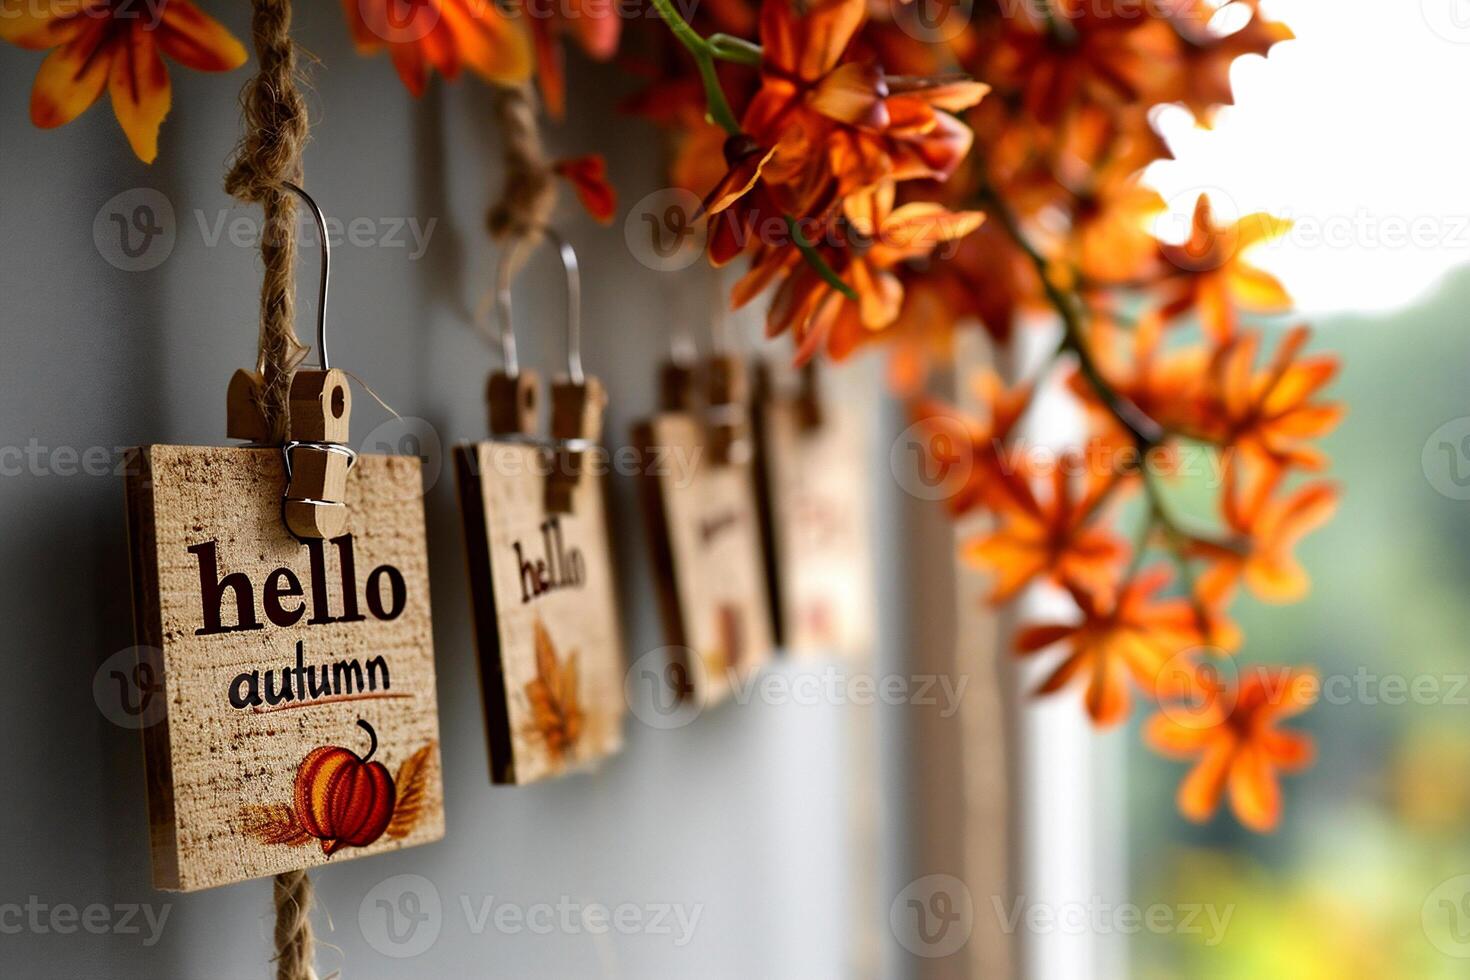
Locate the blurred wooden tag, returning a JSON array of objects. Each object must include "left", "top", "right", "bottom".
[
  {"left": 753, "top": 371, "right": 877, "bottom": 659},
  {"left": 453, "top": 441, "right": 625, "bottom": 784},
  {"left": 633, "top": 411, "right": 775, "bottom": 707},
  {"left": 123, "top": 445, "right": 445, "bottom": 892}
]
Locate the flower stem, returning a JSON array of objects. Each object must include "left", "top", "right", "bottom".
[
  {"left": 978, "top": 186, "right": 1163, "bottom": 448},
  {"left": 787, "top": 216, "right": 858, "bottom": 301},
  {"left": 708, "top": 33, "right": 763, "bottom": 66},
  {"left": 648, "top": 0, "right": 743, "bottom": 135}
]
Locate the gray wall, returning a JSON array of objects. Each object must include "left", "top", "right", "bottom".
[{"left": 0, "top": 7, "right": 910, "bottom": 977}]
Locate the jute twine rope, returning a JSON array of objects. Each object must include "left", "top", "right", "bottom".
[
  {"left": 223, "top": 3, "right": 317, "bottom": 977},
  {"left": 486, "top": 81, "right": 557, "bottom": 259},
  {"left": 271, "top": 870, "right": 317, "bottom": 980},
  {"left": 224, "top": 0, "right": 310, "bottom": 446}
]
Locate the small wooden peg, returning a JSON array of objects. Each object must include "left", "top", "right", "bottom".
[
  {"left": 226, "top": 368, "right": 268, "bottom": 442},
  {"left": 796, "top": 361, "right": 824, "bottom": 431},
  {"left": 706, "top": 354, "right": 750, "bottom": 466},
  {"left": 283, "top": 368, "right": 353, "bottom": 539},
  {"left": 487, "top": 369, "right": 540, "bottom": 436},
  {"left": 546, "top": 374, "right": 606, "bottom": 513},
  {"left": 659, "top": 361, "right": 697, "bottom": 413}
]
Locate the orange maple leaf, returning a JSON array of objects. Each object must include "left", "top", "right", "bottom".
[{"left": 523, "top": 620, "right": 584, "bottom": 763}]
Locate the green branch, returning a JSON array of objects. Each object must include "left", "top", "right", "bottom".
[
  {"left": 708, "top": 33, "right": 763, "bottom": 66},
  {"left": 978, "top": 186, "right": 1163, "bottom": 447},
  {"left": 647, "top": 0, "right": 743, "bottom": 135}
]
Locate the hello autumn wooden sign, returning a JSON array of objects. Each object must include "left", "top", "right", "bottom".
[{"left": 124, "top": 445, "right": 445, "bottom": 892}]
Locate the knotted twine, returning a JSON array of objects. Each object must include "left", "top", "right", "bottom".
[
  {"left": 223, "top": 3, "right": 317, "bottom": 978},
  {"left": 486, "top": 81, "right": 557, "bottom": 261},
  {"left": 225, "top": 0, "right": 310, "bottom": 447}
]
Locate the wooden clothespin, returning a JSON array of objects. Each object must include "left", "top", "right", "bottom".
[
  {"left": 276, "top": 182, "right": 357, "bottom": 540},
  {"left": 226, "top": 368, "right": 268, "bottom": 443},
  {"left": 487, "top": 229, "right": 602, "bottom": 514},
  {"left": 659, "top": 360, "right": 697, "bottom": 414},
  {"left": 546, "top": 374, "right": 605, "bottom": 514},
  {"left": 796, "top": 361, "right": 824, "bottom": 432},
  {"left": 706, "top": 353, "right": 750, "bottom": 466},
  {"left": 283, "top": 368, "right": 353, "bottom": 538},
  {"left": 487, "top": 367, "right": 539, "bottom": 437}
]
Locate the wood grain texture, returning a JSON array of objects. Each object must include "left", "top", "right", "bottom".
[
  {"left": 633, "top": 412, "right": 774, "bottom": 707},
  {"left": 753, "top": 395, "right": 876, "bottom": 659},
  {"left": 124, "top": 445, "right": 444, "bottom": 892},
  {"left": 453, "top": 441, "right": 625, "bottom": 784}
]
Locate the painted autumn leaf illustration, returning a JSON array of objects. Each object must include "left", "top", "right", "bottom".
[
  {"left": 523, "top": 620, "right": 584, "bottom": 763},
  {"left": 243, "top": 722, "right": 437, "bottom": 855}
]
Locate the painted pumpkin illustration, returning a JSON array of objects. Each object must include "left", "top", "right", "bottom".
[{"left": 292, "top": 719, "right": 397, "bottom": 855}]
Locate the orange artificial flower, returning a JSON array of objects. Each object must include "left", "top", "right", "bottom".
[
  {"left": 1204, "top": 324, "right": 1343, "bottom": 474},
  {"left": 1195, "top": 469, "right": 1338, "bottom": 604},
  {"left": 762, "top": 180, "right": 985, "bottom": 360},
  {"left": 963, "top": 462, "right": 1127, "bottom": 603},
  {"left": 1068, "top": 176, "right": 1166, "bottom": 286},
  {"left": 910, "top": 370, "right": 1035, "bottom": 515},
  {"left": 1079, "top": 313, "right": 1210, "bottom": 440},
  {"left": 1147, "top": 665, "right": 1317, "bottom": 831},
  {"left": 1016, "top": 566, "right": 1234, "bottom": 726},
  {"left": 1, "top": 0, "right": 247, "bottom": 162},
  {"left": 1157, "top": 193, "right": 1293, "bottom": 340},
  {"left": 706, "top": 0, "right": 986, "bottom": 236},
  {"left": 527, "top": 0, "right": 620, "bottom": 118},
  {"left": 344, "top": 0, "right": 531, "bottom": 97},
  {"left": 1163, "top": 1, "right": 1294, "bottom": 124},
  {"left": 553, "top": 154, "right": 617, "bottom": 224},
  {"left": 984, "top": 0, "right": 1182, "bottom": 126}
]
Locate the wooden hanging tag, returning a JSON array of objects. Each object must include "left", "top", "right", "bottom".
[
  {"left": 633, "top": 405, "right": 775, "bottom": 708},
  {"left": 705, "top": 353, "right": 750, "bottom": 466},
  {"left": 454, "top": 232, "right": 624, "bottom": 784},
  {"left": 453, "top": 384, "right": 625, "bottom": 783},
  {"left": 752, "top": 360, "right": 876, "bottom": 659},
  {"left": 124, "top": 444, "right": 445, "bottom": 892},
  {"left": 283, "top": 368, "right": 353, "bottom": 540}
]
